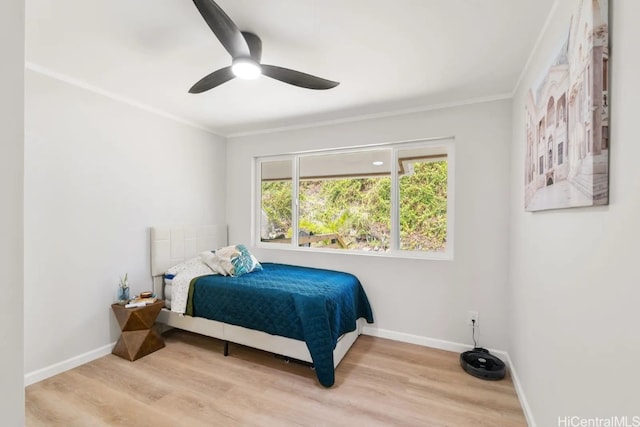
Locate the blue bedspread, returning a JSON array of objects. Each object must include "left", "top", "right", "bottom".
[{"left": 191, "top": 263, "right": 374, "bottom": 387}]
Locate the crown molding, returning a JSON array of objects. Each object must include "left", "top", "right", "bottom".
[
  {"left": 25, "top": 62, "right": 224, "bottom": 138},
  {"left": 226, "top": 93, "right": 512, "bottom": 139}
]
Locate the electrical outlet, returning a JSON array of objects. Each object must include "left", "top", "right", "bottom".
[{"left": 467, "top": 311, "right": 479, "bottom": 326}]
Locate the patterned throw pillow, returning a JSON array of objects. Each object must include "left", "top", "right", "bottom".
[{"left": 230, "top": 244, "right": 263, "bottom": 276}]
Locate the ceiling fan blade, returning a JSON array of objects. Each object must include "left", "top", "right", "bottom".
[
  {"left": 261, "top": 65, "right": 339, "bottom": 90},
  {"left": 192, "top": 0, "right": 250, "bottom": 58},
  {"left": 242, "top": 32, "right": 262, "bottom": 63},
  {"left": 189, "top": 66, "right": 235, "bottom": 93}
]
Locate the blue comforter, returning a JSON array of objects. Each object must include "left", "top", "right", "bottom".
[{"left": 191, "top": 263, "right": 374, "bottom": 387}]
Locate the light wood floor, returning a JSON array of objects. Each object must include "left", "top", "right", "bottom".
[{"left": 26, "top": 330, "right": 526, "bottom": 426}]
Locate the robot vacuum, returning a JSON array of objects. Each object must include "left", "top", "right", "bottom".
[{"left": 460, "top": 347, "right": 506, "bottom": 380}]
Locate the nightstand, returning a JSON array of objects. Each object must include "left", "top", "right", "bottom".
[{"left": 111, "top": 300, "right": 165, "bottom": 361}]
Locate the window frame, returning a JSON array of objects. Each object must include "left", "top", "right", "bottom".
[{"left": 254, "top": 138, "right": 455, "bottom": 260}]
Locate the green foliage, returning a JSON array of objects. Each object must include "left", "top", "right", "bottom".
[
  {"left": 399, "top": 161, "right": 448, "bottom": 251},
  {"left": 299, "top": 177, "right": 391, "bottom": 249},
  {"left": 261, "top": 160, "right": 448, "bottom": 251},
  {"left": 261, "top": 181, "right": 292, "bottom": 234}
]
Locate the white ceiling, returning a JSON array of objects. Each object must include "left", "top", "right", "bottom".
[{"left": 26, "top": 0, "right": 555, "bottom": 136}]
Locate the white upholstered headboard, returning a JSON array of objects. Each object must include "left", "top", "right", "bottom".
[{"left": 150, "top": 224, "right": 228, "bottom": 298}]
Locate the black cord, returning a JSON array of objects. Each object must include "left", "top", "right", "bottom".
[{"left": 472, "top": 319, "right": 478, "bottom": 348}]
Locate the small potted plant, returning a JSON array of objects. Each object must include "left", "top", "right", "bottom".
[{"left": 117, "top": 273, "right": 130, "bottom": 303}]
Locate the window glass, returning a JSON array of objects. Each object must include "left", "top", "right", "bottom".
[
  {"left": 260, "top": 159, "right": 292, "bottom": 244},
  {"left": 298, "top": 149, "right": 391, "bottom": 252},
  {"left": 397, "top": 147, "right": 448, "bottom": 252}
]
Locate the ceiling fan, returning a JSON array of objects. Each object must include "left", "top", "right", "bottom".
[{"left": 189, "top": 0, "right": 340, "bottom": 93}]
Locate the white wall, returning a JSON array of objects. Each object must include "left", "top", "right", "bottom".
[
  {"left": 228, "top": 100, "right": 512, "bottom": 350},
  {"left": 0, "top": 0, "right": 25, "bottom": 424},
  {"left": 509, "top": 1, "right": 640, "bottom": 425},
  {"left": 24, "top": 71, "right": 226, "bottom": 375}
]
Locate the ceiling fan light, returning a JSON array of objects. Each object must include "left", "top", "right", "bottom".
[{"left": 232, "top": 58, "right": 261, "bottom": 79}]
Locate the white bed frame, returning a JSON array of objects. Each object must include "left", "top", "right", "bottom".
[{"left": 150, "top": 225, "right": 363, "bottom": 368}]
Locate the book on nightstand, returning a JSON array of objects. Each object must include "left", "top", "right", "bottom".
[{"left": 124, "top": 297, "right": 158, "bottom": 308}]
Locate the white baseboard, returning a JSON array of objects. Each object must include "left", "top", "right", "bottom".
[
  {"left": 361, "top": 326, "right": 509, "bottom": 362},
  {"left": 24, "top": 342, "right": 115, "bottom": 387},
  {"left": 504, "top": 353, "right": 537, "bottom": 427}
]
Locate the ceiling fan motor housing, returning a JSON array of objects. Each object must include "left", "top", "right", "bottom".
[{"left": 231, "top": 57, "right": 261, "bottom": 79}]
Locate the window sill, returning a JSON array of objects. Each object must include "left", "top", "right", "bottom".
[{"left": 254, "top": 242, "right": 453, "bottom": 261}]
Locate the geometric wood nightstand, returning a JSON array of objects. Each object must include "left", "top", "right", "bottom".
[{"left": 111, "top": 300, "right": 165, "bottom": 361}]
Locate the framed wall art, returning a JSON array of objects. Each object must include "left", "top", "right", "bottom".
[{"left": 524, "top": 0, "right": 609, "bottom": 212}]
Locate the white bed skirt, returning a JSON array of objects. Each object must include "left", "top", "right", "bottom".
[{"left": 157, "top": 309, "right": 364, "bottom": 367}]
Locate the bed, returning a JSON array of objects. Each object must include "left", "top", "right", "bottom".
[{"left": 150, "top": 225, "right": 373, "bottom": 387}]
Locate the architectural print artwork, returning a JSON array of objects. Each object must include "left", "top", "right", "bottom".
[{"left": 525, "top": 0, "right": 609, "bottom": 211}]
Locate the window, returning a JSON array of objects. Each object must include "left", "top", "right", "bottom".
[
  {"left": 256, "top": 139, "right": 454, "bottom": 258},
  {"left": 558, "top": 142, "right": 564, "bottom": 165},
  {"left": 298, "top": 149, "right": 392, "bottom": 251},
  {"left": 397, "top": 147, "right": 448, "bottom": 252},
  {"left": 259, "top": 159, "right": 292, "bottom": 241},
  {"left": 539, "top": 156, "right": 544, "bottom": 174}
]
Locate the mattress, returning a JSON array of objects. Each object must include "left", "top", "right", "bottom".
[{"left": 163, "top": 277, "right": 173, "bottom": 309}]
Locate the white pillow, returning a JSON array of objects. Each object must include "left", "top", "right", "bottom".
[
  {"left": 166, "top": 256, "right": 203, "bottom": 276},
  {"left": 215, "top": 245, "right": 240, "bottom": 260},
  {"left": 199, "top": 251, "right": 229, "bottom": 275}
]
